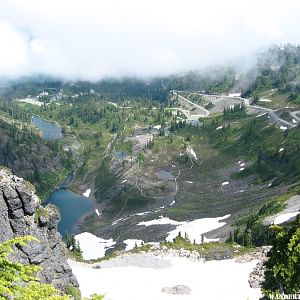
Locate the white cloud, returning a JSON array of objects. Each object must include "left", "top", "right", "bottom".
[
  {"left": 0, "top": 0, "right": 299, "bottom": 79},
  {"left": 0, "top": 23, "right": 29, "bottom": 75}
]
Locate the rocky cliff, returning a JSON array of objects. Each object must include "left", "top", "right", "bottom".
[{"left": 0, "top": 167, "right": 78, "bottom": 290}]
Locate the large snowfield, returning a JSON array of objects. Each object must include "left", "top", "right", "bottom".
[
  {"left": 69, "top": 254, "right": 262, "bottom": 300},
  {"left": 72, "top": 214, "right": 262, "bottom": 300}
]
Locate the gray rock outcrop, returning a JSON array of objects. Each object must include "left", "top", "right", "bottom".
[
  {"left": 161, "top": 285, "right": 192, "bottom": 295},
  {"left": 0, "top": 167, "right": 78, "bottom": 291},
  {"left": 248, "top": 247, "right": 271, "bottom": 289}
]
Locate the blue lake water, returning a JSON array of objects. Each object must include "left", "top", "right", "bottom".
[
  {"left": 32, "top": 115, "right": 63, "bottom": 140},
  {"left": 45, "top": 189, "right": 93, "bottom": 237},
  {"left": 33, "top": 115, "right": 92, "bottom": 236}
]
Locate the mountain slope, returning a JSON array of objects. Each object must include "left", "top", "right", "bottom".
[{"left": 0, "top": 99, "right": 73, "bottom": 199}]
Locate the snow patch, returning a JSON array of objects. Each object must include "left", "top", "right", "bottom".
[
  {"left": 138, "top": 217, "right": 183, "bottom": 226},
  {"left": 279, "top": 148, "right": 284, "bottom": 153},
  {"left": 280, "top": 126, "right": 288, "bottom": 131},
  {"left": 153, "top": 125, "right": 162, "bottom": 130},
  {"left": 169, "top": 200, "right": 175, "bottom": 206},
  {"left": 75, "top": 232, "right": 116, "bottom": 260},
  {"left": 274, "top": 212, "right": 300, "bottom": 225},
  {"left": 138, "top": 215, "right": 231, "bottom": 245},
  {"left": 239, "top": 168, "right": 244, "bottom": 171},
  {"left": 166, "top": 214, "right": 230, "bottom": 244},
  {"left": 187, "top": 146, "right": 198, "bottom": 160},
  {"left": 228, "top": 92, "right": 241, "bottom": 97},
  {"left": 83, "top": 189, "right": 91, "bottom": 197},
  {"left": 112, "top": 217, "right": 129, "bottom": 226},
  {"left": 95, "top": 209, "right": 101, "bottom": 217},
  {"left": 222, "top": 181, "right": 229, "bottom": 186},
  {"left": 256, "top": 112, "right": 268, "bottom": 118},
  {"left": 134, "top": 211, "right": 151, "bottom": 217},
  {"left": 259, "top": 99, "right": 272, "bottom": 102},
  {"left": 186, "top": 181, "right": 193, "bottom": 184},
  {"left": 292, "top": 119, "right": 297, "bottom": 124},
  {"left": 216, "top": 126, "right": 223, "bottom": 130},
  {"left": 123, "top": 239, "right": 144, "bottom": 251}
]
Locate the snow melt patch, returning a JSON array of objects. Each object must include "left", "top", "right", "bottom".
[
  {"left": 169, "top": 200, "right": 175, "bottom": 206},
  {"left": 83, "top": 189, "right": 91, "bottom": 197},
  {"left": 280, "top": 126, "right": 288, "bottom": 131},
  {"left": 228, "top": 92, "right": 241, "bottom": 97},
  {"left": 259, "top": 99, "right": 272, "bottom": 102},
  {"left": 69, "top": 253, "right": 261, "bottom": 300},
  {"left": 166, "top": 215, "right": 230, "bottom": 244},
  {"left": 123, "top": 239, "right": 144, "bottom": 251},
  {"left": 138, "top": 217, "right": 182, "bottom": 226},
  {"left": 75, "top": 232, "right": 116, "bottom": 260},
  {"left": 134, "top": 211, "right": 151, "bottom": 216},
  {"left": 274, "top": 212, "right": 300, "bottom": 225},
  {"left": 138, "top": 215, "right": 230, "bottom": 245},
  {"left": 112, "top": 217, "right": 130, "bottom": 226},
  {"left": 256, "top": 112, "right": 268, "bottom": 118},
  {"left": 187, "top": 146, "right": 197, "bottom": 160}
]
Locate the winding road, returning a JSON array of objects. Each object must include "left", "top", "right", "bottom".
[
  {"left": 171, "top": 90, "right": 300, "bottom": 130},
  {"left": 249, "top": 105, "right": 296, "bottom": 129}
]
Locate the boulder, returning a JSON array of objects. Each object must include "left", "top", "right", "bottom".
[{"left": 161, "top": 284, "right": 192, "bottom": 295}]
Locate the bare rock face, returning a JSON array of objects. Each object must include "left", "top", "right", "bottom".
[
  {"left": 248, "top": 247, "right": 271, "bottom": 289},
  {"left": 0, "top": 168, "right": 78, "bottom": 291}
]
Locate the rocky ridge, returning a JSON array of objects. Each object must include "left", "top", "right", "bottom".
[{"left": 0, "top": 167, "right": 78, "bottom": 290}]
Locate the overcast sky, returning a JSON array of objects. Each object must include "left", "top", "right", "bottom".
[{"left": 0, "top": 0, "right": 299, "bottom": 80}]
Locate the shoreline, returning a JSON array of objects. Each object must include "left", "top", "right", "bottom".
[{"left": 32, "top": 113, "right": 63, "bottom": 129}]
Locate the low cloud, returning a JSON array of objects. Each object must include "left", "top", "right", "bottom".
[{"left": 0, "top": 0, "right": 300, "bottom": 80}]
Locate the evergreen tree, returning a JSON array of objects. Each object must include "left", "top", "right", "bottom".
[
  {"left": 227, "top": 231, "right": 234, "bottom": 243},
  {"left": 262, "top": 216, "right": 300, "bottom": 298},
  {"left": 243, "top": 228, "right": 253, "bottom": 248}
]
